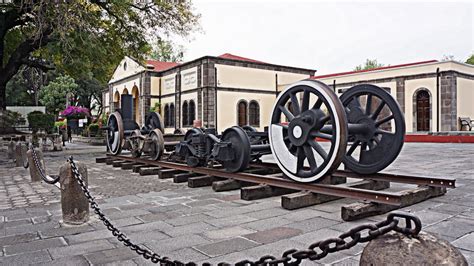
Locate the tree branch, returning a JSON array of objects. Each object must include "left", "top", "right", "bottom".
[{"left": 21, "top": 58, "right": 55, "bottom": 72}]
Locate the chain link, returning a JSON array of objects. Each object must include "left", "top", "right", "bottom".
[
  {"left": 28, "top": 144, "right": 60, "bottom": 184},
  {"left": 64, "top": 156, "right": 422, "bottom": 265}
]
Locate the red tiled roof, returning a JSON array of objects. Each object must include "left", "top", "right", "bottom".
[
  {"left": 311, "top": 60, "right": 438, "bottom": 79},
  {"left": 218, "top": 53, "right": 265, "bottom": 64},
  {"left": 145, "top": 60, "right": 180, "bottom": 72}
]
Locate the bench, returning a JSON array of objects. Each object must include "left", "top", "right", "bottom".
[{"left": 459, "top": 117, "right": 473, "bottom": 131}]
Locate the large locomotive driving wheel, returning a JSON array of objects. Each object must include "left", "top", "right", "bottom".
[
  {"left": 340, "top": 84, "right": 405, "bottom": 174},
  {"left": 269, "top": 80, "right": 348, "bottom": 183},
  {"left": 147, "top": 129, "right": 165, "bottom": 160},
  {"left": 106, "top": 112, "right": 124, "bottom": 155}
]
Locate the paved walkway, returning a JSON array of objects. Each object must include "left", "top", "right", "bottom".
[{"left": 0, "top": 141, "right": 473, "bottom": 265}]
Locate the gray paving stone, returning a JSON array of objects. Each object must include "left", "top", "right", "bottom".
[
  {"left": 121, "top": 220, "right": 173, "bottom": 234},
  {"left": 164, "top": 248, "right": 210, "bottom": 263},
  {"left": 65, "top": 229, "right": 114, "bottom": 244},
  {"left": 164, "top": 222, "right": 217, "bottom": 237},
  {"left": 453, "top": 233, "right": 474, "bottom": 251},
  {"left": 165, "top": 214, "right": 212, "bottom": 226},
  {"left": 459, "top": 249, "right": 474, "bottom": 265},
  {"left": 49, "top": 239, "right": 115, "bottom": 259},
  {"left": 290, "top": 228, "right": 343, "bottom": 246},
  {"left": 37, "top": 255, "right": 89, "bottom": 266},
  {"left": 0, "top": 232, "right": 39, "bottom": 246},
  {"left": 241, "top": 216, "right": 293, "bottom": 231},
  {"left": 125, "top": 230, "right": 170, "bottom": 244},
  {"left": 106, "top": 209, "right": 151, "bottom": 220},
  {"left": 0, "top": 250, "right": 52, "bottom": 265},
  {"left": 410, "top": 210, "right": 453, "bottom": 226},
  {"left": 84, "top": 247, "right": 139, "bottom": 265},
  {"left": 136, "top": 211, "right": 182, "bottom": 223},
  {"left": 195, "top": 237, "right": 259, "bottom": 257},
  {"left": 280, "top": 209, "right": 328, "bottom": 222},
  {"left": 243, "top": 227, "right": 303, "bottom": 244},
  {"left": 4, "top": 218, "right": 32, "bottom": 228},
  {"left": 40, "top": 224, "right": 95, "bottom": 238},
  {"left": 245, "top": 208, "right": 291, "bottom": 220},
  {"left": 207, "top": 215, "right": 258, "bottom": 228},
  {"left": 4, "top": 237, "right": 67, "bottom": 255},
  {"left": 5, "top": 220, "right": 58, "bottom": 236},
  {"left": 185, "top": 198, "right": 224, "bottom": 207},
  {"left": 202, "top": 226, "right": 256, "bottom": 240},
  {"left": 286, "top": 217, "right": 341, "bottom": 232},
  {"left": 425, "top": 217, "right": 474, "bottom": 239},
  {"left": 144, "top": 234, "right": 210, "bottom": 252}
]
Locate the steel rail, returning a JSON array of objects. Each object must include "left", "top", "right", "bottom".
[
  {"left": 332, "top": 170, "right": 456, "bottom": 189},
  {"left": 111, "top": 155, "right": 402, "bottom": 206},
  {"left": 250, "top": 162, "right": 456, "bottom": 188}
]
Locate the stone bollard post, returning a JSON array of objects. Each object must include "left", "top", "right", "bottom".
[
  {"left": 27, "top": 148, "right": 45, "bottom": 182},
  {"left": 360, "top": 231, "right": 467, "bottom": 265},
  {"left": 14, "top": 142, "right": 26, "bottom": 167},
  {"left": 59, "top": 161, "right": 90, "bottom": 225},
  {"left": 7, "top": 141, "right": 15, "bottom": 159}
]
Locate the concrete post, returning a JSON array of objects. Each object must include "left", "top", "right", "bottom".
[
  {"left": 59, "top": 161, "right": 90, "bottom": 225},
  {"left": 360, "top": 231, "right": 467, "bottom": 265},
  {"left": 7, "top": 141, "right": 15, "bottom": 159},
  {"left": 26, "top": 148, "right": 45, "bottom": 182},
  {"left": 14, "top": 142, "right": 26, "bottom": 167}
]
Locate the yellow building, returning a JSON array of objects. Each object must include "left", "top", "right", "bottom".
[
  {"left": 313, "top": 60, "right": 474, "bottom": 132},
  {"left": 105, "top": 56, "right": 474, "bottom": 134},
  {"left": 104, "top": 54, "right": 315, "bottom": 133}
]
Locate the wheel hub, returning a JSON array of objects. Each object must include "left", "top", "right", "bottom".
[
  {"left": 354, "top": 116, "right": 376, "bottom": 143},
  {"left": 288, "top": 109, "right": 324, "bottom": 146}
]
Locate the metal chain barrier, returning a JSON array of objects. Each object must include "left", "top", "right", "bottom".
[
  {"left": 65, "top": 155, "right": 422, "bottom": 266},
  {"left": 28, "top": 144, "right": 60, "bottom": 184}
]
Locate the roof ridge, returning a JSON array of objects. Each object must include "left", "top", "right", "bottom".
[{"left": 312, "top": 60, "right": 438, "bottom": 79}]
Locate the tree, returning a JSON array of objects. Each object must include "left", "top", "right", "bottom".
[
  {"left": 0, "top": 0, "right": 199, "bottom": 109},
  {"left": 74, "top": 77, "right": 104, "bottom": 116},
  {"left": 466, "top": 54, "right": 474, "bottom": 65},
  {"left": 39, "top": 75, "right": 78, "bottom": 115},
  {"left": 149, "top": 39, "right": 185, "bottom": 62},
  {"left": 354, "top": 59, "right": 384, "bottom": 71}
]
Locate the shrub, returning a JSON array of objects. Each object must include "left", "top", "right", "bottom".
[
  {"left": 0, "top": 110, "right": 25, "bottom": 128},
  {"left": 27, "top": 111, "right": 55, "bottom": 133},
  {"left": 88, "top": 123, "right": 99, "bottom": 133}
]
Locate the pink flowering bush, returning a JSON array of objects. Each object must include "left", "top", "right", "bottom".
[{"left": 61, "top": 106, "right": 90, "bottom": 119}]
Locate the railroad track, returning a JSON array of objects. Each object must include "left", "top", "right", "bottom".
[{"left": 97, "top": 154, "right": 455, "bottom": 221}]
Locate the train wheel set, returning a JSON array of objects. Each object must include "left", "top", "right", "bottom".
[{"left": 105, "top": 79, "right": 405, "bottom": 183}]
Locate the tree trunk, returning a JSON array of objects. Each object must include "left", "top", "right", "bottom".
[{"left": 0, "top": 82, "right": 6, "bottom": 110}]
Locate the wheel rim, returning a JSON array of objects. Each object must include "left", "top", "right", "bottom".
[
  {"left": 340, "top": 84, "right": 405, "bottom": 174},
  {"left": 221, "top": 126, "right": 251, "bottom": 172},
  {"left": 145, "top": 112, "right": 165, "bottom": 133},
  {"left": 106, "top": 112, "right": 124, "bottom": 155},
  {"left": 269, "top": 80, "right": 347, "bottom": 183},
  {"left": 148, "top": 129, "right": 164, "bottom": 160}
]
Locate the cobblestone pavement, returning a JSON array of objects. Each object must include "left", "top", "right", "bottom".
[{"left": 0, "top": 141, "right": 473, "bottom": 265}]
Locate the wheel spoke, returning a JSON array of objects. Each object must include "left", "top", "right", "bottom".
[
  {"left": 303, "top": 145, "right": 317, "bottom": 169},
  {"left": 350, "top": 96, "right": 362, "bottom": 108},
  {"left": 279, "top": 106, "right": 295, "bottom": 121},
  {"left": 371, "top": 101, "right": 386, "bottom": 120},
  {"left": 366, "top": 93, "right": 372, "bottom": 115},
  {"left": 313, "top": 98, "right": 323, "bottom": 110},
  {"left": 367, "top": 140, "right": 376, "bottom": 150},
  {"left": 309, "top": 139, "right": 328, "bottom": 159},
  {"left": 375, "top": 129, "right": 395, "bottom": 136},
  {"left": 319, "top": 115, "right": 331, "bottom": 125},
  {"left": 290, "top": 93, "right": 301, "bottom": 115},
  {"left": 302, "top": 90, "right": 310, "bottom": 112},
  {"left": 375, "top": 114, "right": 394, "bottom": 127},
  {"left": 346, "top": 140, "right": 360, "bottom": 156},
  {"left": 296, "top": 147, "right": 305, "bottom": 171},
  {"left": 359, "top": 142, "right": 367, "bottom": 161},
  {"left": 311, "top": 131, "right": 333, "bottom": 140}
]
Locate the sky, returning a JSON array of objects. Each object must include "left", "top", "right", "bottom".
[{"left": 174, "top": 0, "right": 473, "bottom": 75}]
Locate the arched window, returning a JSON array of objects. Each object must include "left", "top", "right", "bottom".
[
  {"left": 164, "top": 104, "right": 170, "bottom": 127},
  {"left": 249, "top": 101, "right": 260, "bottom": 127},
  {"left": 189, "top": 100, "right": 196, "bottom": 126},
  {"left": 170, "top": 103, "right": 175, "bottom": 127},
  {"left": 182, "top": 101, "right": 189, "bottom": 127},
  {"left": 237, "top": 100, "right": 248, "bottom": 127}
]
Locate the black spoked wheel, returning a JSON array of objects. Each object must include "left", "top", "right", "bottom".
[
  {"left": 106, "top": 112, "right": 124, "bottom": 155},
  {"left": 144, "top": 112, "right": 165, "bottom": 133},
  {"left": 340, "top": 84, "right": 405, "bottom": 174},
  {"left": 269, "top": 80, "right": 348, "bottom": 183},
  {"left": 221, "top": 126, "right": 251, "bottom": 172},
  {"left": 148, "top": 129, "right": 164, "bottom": 160}
]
